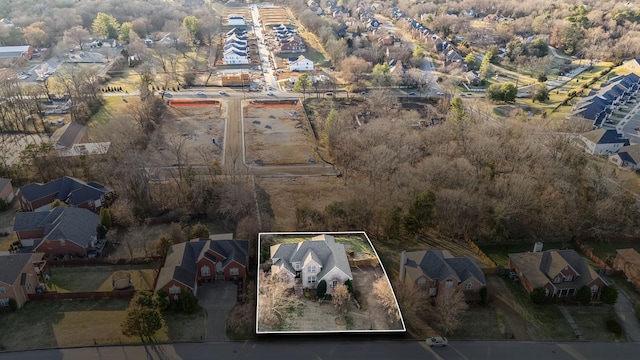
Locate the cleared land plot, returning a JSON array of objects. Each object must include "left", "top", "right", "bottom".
[
  {"left": 244, "top": 102, "right": 319, "bottom": 165},
  {"left": 222, "top": 8, "right": 252, "bottom": 25},
  {"left": 259, "top": 8, "right": 290, "bottom": 26},
  {"left": 0, "top": 298, "right": 205, "bottom": 351},
  {"left": 152, "top": 103, "right": 224, "bottom": 166},
  {"left": 47, "top": 264, "right": 158, "bottom": 292}
]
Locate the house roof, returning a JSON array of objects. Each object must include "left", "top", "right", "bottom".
[
  {"left": 616, "top": 144, "right": 640, "bottom": 165},
  {"left": 0, "top": 178, "right": 11, "bottom": 191},
  {"left": 51, "top": 122, "right": 87, "bottom": 149},
  {"left": 18, "top": 176, "right": 111, "bottom": 207},
  {"left": 14, "top": 207, "right": 99, "bottom": 249},
  {"left": 582, "top": 129, "right": 629, "bottom": 146},
  {"left": 404, "top": 250, "right": 486, "bottom": 285},
  {"left": 155, "top": 239, "right": 248, "bottom": 292},
  {"left": 270, "top": 234, "right": 353, "bottom": 281},
  {"left": 509, "top": 249, "right": 604, "bottom": 289},
  {"left": 0, "top": 253, "right": 40, "bottom": 285},
  {"left": 617, "top": 248, "right": 640, "bottom": 265}
]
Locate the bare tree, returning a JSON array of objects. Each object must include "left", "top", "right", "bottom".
[
  {"left": 373, "top": 277, "right": 401, "bottom": 322},
  {"left": 258, "top": 271, "right": 301, "bottom": 330},
  {"left": 63, "top": 26, "right": 91, "bottom": 50},
  {"left": 433, "top": 288, "right": 469, "bottom": 334},
  {"left": 332, "top": 283, "right": 351, "bottom": 321}
]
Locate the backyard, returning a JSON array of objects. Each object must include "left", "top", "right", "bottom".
[
  {"left": 480, "top": 241, "right": 574, "bottom": 268},
  {"left": 0, "top": 298, "right": 205, "bottom": 351},
  {"left": 46, "top": 264, "right": 159, "bottom": 293}
]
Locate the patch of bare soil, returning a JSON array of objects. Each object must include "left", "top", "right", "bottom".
[
  {"left": 351, "top": 265, "right": 404, "bottom": 331},
  {"left": 256, "top": 176, "right": 346, "bottom": 230},
  {"left": 244, "top": 103, "right": 318, "bottom": 165},
  {"left": 486, "top": 275, "right": 531, "bottom": 340}
]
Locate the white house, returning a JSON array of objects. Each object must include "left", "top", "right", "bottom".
[
  {"left": 223, "top": 49, "right": 249, "bottom": 64},
  {"left": 227, "top": 15, "right": 246, "bottom": 26},
  {"left": 288, "top": 55, "right": 314, "bottom": 71},
  {"left": 579, "top": 128, "right": 629, "bottom": 155},
  {"left": 270, "top": 234, "right": 353, "bottom": 293}
]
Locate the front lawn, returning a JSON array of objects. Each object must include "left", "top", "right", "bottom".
[
  {"left": 449, "top": 305, "right": 509, "bottom": 340},
  {"left": 567, "top": 306, "right": 619, "bottom": 341}
]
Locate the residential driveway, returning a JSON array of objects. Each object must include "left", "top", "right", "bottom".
[
  {"left": 197, "top": 281, "right": 238, "bottom": 342},
  {"left": 613, "top": 288, "right": 640, "bottom": 341}
]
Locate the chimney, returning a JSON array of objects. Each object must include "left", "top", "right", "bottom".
[
  {"left": 399, "top": 250, "right": 407, "bottom": 281},
  {"left": 533, "top": 242, "right": 543, "bottom": 253}
]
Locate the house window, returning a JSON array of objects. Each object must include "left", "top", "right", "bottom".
[
  {"left": 565, "top": 275, "right": 573, "bottom": 282},
  {"left": 465, "top": 283, "right": 474, "bottom": 290},
  {"left": 307, "top": 266, "right": 317, "bottom": 273},
  {"left": 169, "top": 285, "right": 181, "bottom": 294},
  {"left": 417, "top": 278, "right": 427, "bottom": 287},
  {"left": 553, "top": 276, "right": 561, "bottom": 284},
  {"left": 331, "top": 280, "right": 338, "bottom": 288},
  {"left": 26, "top": 281, "right": 32, "bottom": 290},
  {"left": 545, "top": 288, "right": 550, "bottom": 296},
  {"left": 445, "top": 280, "right": 453, "bottom": 288},
  {"left": 591, "top": 285, "right": 599, "bottom": 293},
  {"left": 230, "top": 267, "right": 239, "bottom": 276},
  {"left": 0, "top": 286, "right": 6, "bottom": 294},
  {"left": 307, "top": 276, "right": 316, "bottom": 285},
  {"left": 293, "top": 262, "right": 301, "bottom": 270},
  {"left": 201, "top": 266, "right": 211, "bottom": 277},
  {"left": 0, "top": 298, "right": 8, "bottom": 307}
]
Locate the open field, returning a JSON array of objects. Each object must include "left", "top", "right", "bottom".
[
  {"left": 243, "top": 102, "right": 319, "bottom": 165},
  {"left": 87, "top": 96, "right": 130, "bottom": 128},
  {"left": 47, "top": 264, "right": 159, "bottom": 292},
  {"left": 0, "top": 298, "right": 205, "bottom": 351},
  {"left": 259, "top": 8, "right": 291, "bottom": 26}
]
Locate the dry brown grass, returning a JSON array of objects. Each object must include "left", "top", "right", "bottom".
[{"left": 47, "top": 264, "right": 158, "bottom": 292}]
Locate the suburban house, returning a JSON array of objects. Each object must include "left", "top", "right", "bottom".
[
  {"left": 17, "top": 176, "right": 114, "bottom": 212},
  {"left": 278, "top": 35, "right": 306, "bottom": 54},
  {"left": 50, "top": 122, "right": 88, "bottom": 151},
  {"left": 13, "top": 207, "right": 102, "bottom": 258},
  {"left": 465, "top": 70, "right": 481, "bottom": 86},
  {"left": 270, "top": 234, "right": 353, "bottom": 294},
  {"left": 0, "top": 178, "right": 13, "bottom": 203},
  {"left": 155, "top": 238, "right": 249, "bottom": 300},
  {"left": 613, "top": 248, "right": 640, "bottom": 290},
  {"left": 0, "top": 45, "right": 34, "bottom": 60},
  {"left": 0, "top": 253, "right": 46, "bottom": 309},
  {"left": 509, "top": 246, "right": 607, "bottom": 301},
  {"left": 222, "top": 28, "right": 249, "bottom": 64},
  {"left": 399, "top": 250, "right": 486, "bottom": 298},
  {"left": 227, "top": 15, "right": 246, "bottom": 26},
  {"left": 609, "top": 144, "right": 640, "bottom": 170},
  {"left": 572, "top": 73, "right": 640, "bottom": 128},
  {"left": 578, "top": 128, "right": 629, "bottom": 155},
  {"left": 288, "top": 55, "right": 314, "bottom": 71}
]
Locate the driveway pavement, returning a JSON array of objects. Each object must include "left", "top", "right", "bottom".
[
  {"left": 613, "top": 288, "right": 640, "bottom": 341},
  {"left": 197, "top": 281, "right": 238, "bottom": 342}
]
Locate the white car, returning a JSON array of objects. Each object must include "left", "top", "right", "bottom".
[
  {"left": 197, "top": 91, "right": 205, "bottom": 96},
  {"left": 426, "top": 337, "right": 448, "bottom": 347},
  {"left": 219, "top": 90, "right": 227, "bottom": 95},
  {"left": 266, "top": 91, "right": 274, "bottom": 96}
]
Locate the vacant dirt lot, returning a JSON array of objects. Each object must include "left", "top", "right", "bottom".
[
  {"left": 244, "top": 103, "right": 319, "bottom": 165},
  {"left": 152, "top": 103, "right": 225, "bottom": 166},
  {"left": 259, "top": 8, "right": 290, "bottom": 26}
]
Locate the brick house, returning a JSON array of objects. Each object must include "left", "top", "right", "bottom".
[
  {"left": 0, "top": 253, "right": 46, "bottom": 308},
  {"left": 613, "top": 248, "right": 640, "bottom": 290},
  {"left": 509, "top": 249, "right": 607, "bottom": 301},
  {"left": 13, "top": 207, "right": 102, "bottom": 258},
  {"left": 0, "top": 178, "right": 13, "bottom": 203},
  {"left": 155, "top": 238, "right": 249, "bottom": 301},
  {"left": 399, "top": 250, "right": 486, "bottom": 299},
  {"left": 17, "top": 176, "right": 114, "bottom": 212}
]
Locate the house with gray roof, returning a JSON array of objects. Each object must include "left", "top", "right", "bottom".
[
  {"left": 270, "top": 234, "right": 353, "bottom": 294},
  {"left": 399, "top": 250, "right": 486, "bottom": 298},
  {"left": 50, "top": 122, "right": 88, "bottom": 150},
  {"left": 0, "top": 253, "right": 46, "bottom": 308},
  {"left": 13, "top": 207, "right": 101, "bottom": 258},
  {"left": 17, "top": 176, "right": 114, "bottom": 212},
  {"left": 155, "top": 238, "right": 249, "bottom": 300},
  {"left": 509, "top": 248, "right": 607, "bottom": 301},
  {"left": 572, "top": 73, "right": 640, "bottom": 128},
  {"left": 609, "top": 144, "right": 640, "bottom": 170},
  {"left": 578, "top": 128, "right": 629, "bottom": 155}
]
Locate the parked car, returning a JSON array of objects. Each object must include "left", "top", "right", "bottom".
[
  {"left": 325, "top": 92, "right": 333, "bottom": 96},
  {"left": 219, "top": 90, "right": 227, "bottom": 95},
  {"left": 197, "top": 91, "right": 205, "bottom": 96},
  {"left": 267, "top": 91, "right": 274, "bottom": 96},
  {"left": 408, "top": 91, "right": 416, "bottom": 96},
  {"left": 426, "top": 337, "right": 448, "bottom": 347}
]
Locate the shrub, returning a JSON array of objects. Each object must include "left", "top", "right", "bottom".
[
  {"left": 576, "top": 285, "right": 592, "bottom": 305},
  {"left": 156, "top": 290, "right": 169, "bottom": 310},
  {"left": 479, "top": 286, "right": 488, "bottom": 305},
  {"left": 180, "top": 289, "right": 199, "bottom": 313},
  {"left": 8, "top": 299, "right": 17, "bottom": 312},
  {"left": 530, "top": 287, "right": 547, "bottom": 305},
  {"left": 0, "top": 198, "right": 8, "bottom": 211},
  {"left": 601, "top": 285, "right": 618, "bottom": 305},
  {"left": 317, "top": 280, "right": 327, "bottom": 299},
  {"left": 606, "top": 319, "right": 623, "bottom": 337},
  {"left": 190, "top": 223, "right": 209, "bottom": 239},
  {"left": 345, "top": 279, "right": 354, "bottom": 295}
]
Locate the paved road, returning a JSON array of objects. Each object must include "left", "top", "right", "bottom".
[{"left": 3, "top": 340, "right": 640, "bottom": 360}]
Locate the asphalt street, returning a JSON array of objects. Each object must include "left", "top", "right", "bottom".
[{"left": 2, "top": 340, "right": 640, "bottom": 360}]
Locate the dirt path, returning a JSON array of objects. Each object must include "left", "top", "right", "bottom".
[{"left": 486, "top": 275, "right": 531, "bottom": 340}]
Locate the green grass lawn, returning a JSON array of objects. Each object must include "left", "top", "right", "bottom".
[
  {"left": 0, "top": 299, "right": 205, "bottom": 351},
  {"left": 87, "top": 96, "right": 130, "bottom": 128},
  {"left": 271, "top": 234, "right": 376, "bottom": 258},
  {"left": 480, "top": 241, "right": 574, "bottom": 268},
  {"left": 449, "top": 305, "right": 509, "bottom": 340},
  {"left": 584, "top": 241, "right": 640, "bottom": 263},
  {"left": 47, "top": 264, "right": 159, "bottom": 293},
  {"left": 567, "top": 306, "right": 619, "bottom": 341}
]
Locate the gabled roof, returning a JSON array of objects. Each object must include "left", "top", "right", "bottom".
[
  {"left": 404, "top": 250, "right": 486, "bottom": 285},
  {"left": 509, "top": 249, "right": 604, "bottom": 289},
  {"left": 582, "top": 129, "right": 629, "bottom": 145},
  {"left": 616, "top": 248, "right": 640, "bottom": 265},
  {"left": 0, "top": 253, "right": 42, "bottom": 285},
  {"left": 18, "top": 177, "right": 112, "bottom": 208},
  {"left": 615, "top": 144, "right": 640, "bottom": 165},
  {"left": 270, "top": 234, "right": 352, "bottom": 281},
  {"left": 0, "top": 178, "right": 11, "bottom": 191},
  {"left": 195, "top": 238, "right": 249, "bottom": 269},
  {"left": 14, "top": 207, "right": 99, "bottom": 248},
  {"left": 51, "top": 122, "right": 87, "bottom": 149}
]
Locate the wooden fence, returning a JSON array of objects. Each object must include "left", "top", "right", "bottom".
[
  {"left": 574, "top": 238, "right": 611, "bottom": 270},
  {"left": 348, "top": 258, "right": 378, "bottom": 267},
  {"left": 28, "top": 289, "right": 136, "bottom": 301}
]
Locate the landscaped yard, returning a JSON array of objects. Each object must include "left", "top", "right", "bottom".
[
  {"left": 0, "top": 298, "right": 205, "bottom": 351},
  {"left": 47, "top": 264, "right": 159, "bottom": 293},
  {"left": 87, "top": 96, "right": 130, "bottom": 128},
  {"left": 480, "top": 241, "right": 574, "bottom": 268}
]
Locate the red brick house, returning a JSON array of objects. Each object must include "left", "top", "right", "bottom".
[
  {"left": 13, "top": 207, "right": 102, "bottom": 258},
  {"left": 278, "top": 36, "right": 307, "bottom": 53},
  {"left": 399, "top": 250, "right": 486, "bottom": 299},
  {"left": 0, "top": 178, "right": 13, "bottom": 203},
  {"left": 155, "top": 238, "right": 249, "bottom": 300},
  {"left": 0, "top": 253, "right": 46, "bottom": 309},
  {"left": 17, "top": 176, "right": 113, "bottom": 212},
  {"left": 509, "top": 249, "right": 607, "bottom": 301},
  {"left": 613, "top": 248, "right": 640, "bottom": 290}
]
